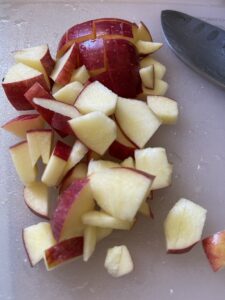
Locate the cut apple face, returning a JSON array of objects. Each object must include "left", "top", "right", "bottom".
[
  {"left": 87, "top": 159, "right": 120, "bottom": 176},
  {"left": 9, "top": 141, "right": 37, "bottom": 185},
  {"left": 140, "top": 56, "right": 166, "bottom": 79},
  {"left": 164, "top": 198, "right": 207, "bottom": 253},
  {"left": 23, "top": 222, "right": 56, "bottom": 267},
  {"left": 90, "top": 167, "right": 154, "bottom": 221},
  {"left": 44, "top": 236, "right": 83, "bottom": 271},
  {"left": 135, "top": 147, "right": 173, "bottom": 190},
  {"left": 142, "top": 80, "right": 168, "bottom": 96},
  {"left": 121, "top": 157, "right": 134, "bottom": 168},
  {"left": 136, "top": 21, "right": 152, "bottom": 42},
  {"left": 24, "top": 182, "right": 49, "bottom": 219},
  {"left": 136, "top": 41, "right": 163, "bottom": 55},
  {"left": 70, "top": 65, "right": 90, "bottom": 84},
  {"left": 2, "top": 63, "right": 48, "bottom": 110},
  {"left": 51, "top": 178, "right": 94, "bottom": 241},
  {"left": 115, "top": 97, "right": 161, "bottom": 148},
  {"left": 53, "top": 81, "right": 83, "bottom": 105},
  {"left": 147, "top": 96, "right": 179, "bottom": 124},
  {"left": 83, "top": 226, "right": 97, "bottom": 262},
  {"left": 14, "top": 44, "right": 55, "bottom": 88},
  {"left": 27, "top": 129, "right": 53, "bottom": 166},
  {"left": 202, "top": 230, "right": 225, "bottom": 272},
  {"left": 139, "top": 65, "right": 154, "bottom": 89},
  {"left": 69, "top": 111, "right": 117, "bottom": 155},
  {"left": 104, "top": 245, "right": 134, "bottom": 277},
  {"left": 2, "top": 114, "right": 44, "bottom": 138}
]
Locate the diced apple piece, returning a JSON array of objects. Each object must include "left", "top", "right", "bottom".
[
  {"left": 2, "top": 63, "right": 48, "bottom": 110},
  {"left": 121, "top": 157, "right": 134, "bottom": 168},
  {"left": 2, "top": 114, "right": 44, "bottom": 138},
  {"left": 147, "top": 96, "right": 178, "bottom": 124},
  {"left": 136, "top": 21, "right": 152, "bottom": 41},
  {"left": 136, "top": 41, "right": 163, "bottom": 55},
  {"left": 140, "top": 56, "right": 166, "bottom": 79},
  {"left": 44, "top": 236, "right": 83, "bottom": 270},
  {"left": 25, "top": 81, "right": 54, "bottom": 103},
  {"left": 83, "top": 226, "right": 97, "bottom": 262},
  {"left": 42, "top": 141, "right": 71, "bottom": 187},
  {"left": 70, "top": 65, "right": 90, "bottom": 84},
  {"left": 138, "top": 201, "right": 150, "bottom": 217},
  {"left": 87, "top": 160, "right": 120, "bottom": 176},
  {"left": 139, "top": 65, "right": 154, "bottom": 89},
  {"left": 202, "top": 230, "right": 225, "bottom": 272},
  {"left": 51, "top": 178, "right": 94, "bottom": 241},
  {"left": 142, "top": 80, "right": 168, "bottom": 96},
  {"left": 27, "top": 129, "right": 53, "bottom": 166},
  {"left": 82, "top": 211, "right": 133, "bottom": 230},
  {"left": 23, "top": 222, "right": 56, "bottom": 267},
  {"left": 50, "top": 43, "right": 78, "bottom": 85},
  {"left": 75, "top": 81, "right": 117, "bottom": 116},
  {"left": 69, "top": 112, "right": 117, "bottom": 155},
  {"left": 14, "top": 44, "right": 55, "bottom": 88},
  {"left": 104, "top": 245, "right": 134, "bottom": 277},
  {"left": 135, "top": 147, "right": 173, "bottom": 190},
  {"left": 96, "top": 228, "right": 113, "bottom": 242},
  {"left": 9, "top": 141, "right": 37, "bottom": 185},
  {"left": 115, "top": 97, "right": 161, "bottom": 148},
  {"left": 24, "top": 182, "right": 49, "bottom": 219},
  {"left": 53, "top": 81, "right": 83, "bottom": 105},
  {"left": 164, "top": 198, "right": 207, "bottom": 253},
  {"left": 90, "top": 168, "right": 154, "bottom": 221}
]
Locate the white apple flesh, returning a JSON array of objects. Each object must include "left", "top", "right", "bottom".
[
  {"left": 53, "top": 81, "right": 83, "bottom": 105},
  {"left": 83, "top": 226, "right": 97, "bottom": 262}
]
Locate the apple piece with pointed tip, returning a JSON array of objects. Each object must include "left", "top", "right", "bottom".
[
  {"left": 136, "top": 21, "right": 152, "bottom": 41},
  {"left": 51, "top": 178, "right": 94, "bottom": 241},
  {"left": 24, "top": 182, "right": 49, "bottom": 219},
  {"left": 2, "top": 114, "right": 44, "bottom": 138},
  {"left": 121, "top": 157, "right": 134, "bottom": 168},
  {"left": 69, "top": 111, "right": 117, "bottom": 155},
  {"left": 135, "top": 147, "right": 173, "bottom": 190},
  {"left": 53, "top": 81, "right": 83, "bottom": 105},
  {"left": 83, "top": 226, "right": 97, "bottom": 262},
  {"left": 147, "top": 96, "right": 178, "bottom": 124},
  {"left": 75, "top": 81, "right": 117, "bottom": 115},
  {"left": 87, "top": 159, "right": 120, "bottom": 176},
  {"left": 136, "top": 41, "right": 163, "bottom": 55},
  {"left": 164, "top": 198, "right": 207, "bottom": 254},
  {"left": 27, "top": 129, "right": 53, "bottom": 166},
  {"left": 51, "top": 43, "right": 78, "bottom": 85},
  {"left": 139, "top": 65, "right": 154, "bottom": 89},
  {"left": 202, "top": 230, "right": 225, "bottom": 272},
  {"left": 96, "top": 227, "right": 113, "bottom": 242},
  {"left": 104, "top": 245, "right": 134, "bottom": 277},
  {"left": 23, "top": 222, "right": 56, "bottom": 267},
  {"left": 44, "top": 236, "right": 83, "bottom": 270},
  {"left": 42, "top": 141, "right": 71, "bottom": 187},
  {"left": 2, "top": 63, "right": 48, "bottom": 110},
  {"left": 14, "top": 44, "right": 55, "bottom": 88},
  {"left": 9, "top": 141, "right": 37, "bottom": 185},
  {"left": 82, "top": 211, "right": 133, "bottom": 230},
  {"left": 90, "top": 167, "right": 154, "bottom": 221},
  {"left": 140, "top": 56, "right": 166, "bottom": 79},
  {"left": 70, "top": 65, "right": 90, "bottom": 84},
  {"left": 115, "top": 97, "right": 161, "bottom": 148}
]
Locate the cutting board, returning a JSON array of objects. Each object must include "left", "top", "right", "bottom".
[{"left": 1, "top": 1, "right": 225, "bottom": 299}]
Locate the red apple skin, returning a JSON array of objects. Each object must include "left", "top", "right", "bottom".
[
  {"left": 40, "top": 47, "right": 55, "bottom": 75},
  {"left": 2, "top": 74, "right": 48, "bottom": 110},
  {"left": 53, "top": 141, "right": 72, "bottom": 161},
  {"left": 45, "top": 236, "right": 83, "bottom": 269},
  {"left": 167, "top": 243, "right": 197, "bottom": 254},
  {"left": 51, "top": 113, "right": 75, "bottom": 137},
  {"left": 94, "top": 19, "right": 133, "bottom": 38},
  {"left": 108, "top": 140, "right": 135, "bottom": 160},
  {"left": 202, "top": 231, "right": 225, "bottom": 272}
]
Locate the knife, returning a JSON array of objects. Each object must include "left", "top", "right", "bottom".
[{"left": 161, "top": 10, "right": 225, "bottom": 89}]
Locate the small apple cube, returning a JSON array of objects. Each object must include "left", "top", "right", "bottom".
[
  {"left": 53, "top": 81, "right": 83, "bottom": 105},
  {"left": 139, "top": 65, "right": 154, "bottom": 89},
  {"left": 83, "top": 226, "right": 97, "bottom": 262},
  {"left": 70, "top": 65, "right": 90, "bottom": 84},
  {"left": 140, "top": 56, "right": 166, "bottom": 79}
]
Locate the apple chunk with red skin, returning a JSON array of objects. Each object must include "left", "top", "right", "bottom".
[
  {"left": 202, "top": 230, "right": 225, "bottom": 272},
  {"left": 164, "top": 198, "right": 207, "bottom": 253},
  {"left": 51, "top": 177, "right": 94, "bottom": 241}
]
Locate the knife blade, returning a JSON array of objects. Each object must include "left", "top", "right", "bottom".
[{"left": 161, "top": 10, "right": 225, "bottom": 88}]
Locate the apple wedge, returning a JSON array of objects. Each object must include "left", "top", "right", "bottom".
[
  {"left": 53, "top": 81, "right": 83, "bottom": 105},
  {"left": 87, "top": 159, "right": 120, "bottom": 176},
  {"left": 147, "top": 96, "right": 178, "bottom": 124},
  {"left": 90, "top": 167, "right": 154, "bottom": 221},
  {"left": 74, "top": 81, "right": 118, "bottom": 115},
  {"left": 83, "top": 226, "right": 97, "bottom": 262},
  {"left": 51, "top": 178, "right": 94, "bottom": 241},
  {"left": 70, "top": 65, "right": 90, "bottom": 84},
  {"left": 27, "top": 129, "right": 53, "bottom": 166},
  {"left": 136, "top": 41, "right": 163, "bottom": 55},
  {"left": 69, "top": 112, "right": 117, "bottom": 155},
  {"left": 115, "top": 97, "right": 161, "bottom": 148},
  {"left": 42, "top": 141, "right": 71, "bottom": 187},
  {"left": 140, "top": 56, "right": 166, "bottom": 79},
  {"left": 202, "top": 230, "right": 225, "bottom": 272},
  {"left": 44, "top": 236, "right": 83, "bottom": 270},
  {"left": 164, "top": 198, "right": 207, "bottom": 253},
  {"left": 136, "top": 21, "right": 152, "bottom": 41},
  {"left": 2, "top": 63, "right": 48, "bottom": 110},
  {"left": 50, "top": 43, "right": 78, "bottom": 85},
  {"left": 23, "top": 222, "right": 56, "bottom": 267},
  {"left": 121, "top": 157, "right": 134, "bottom": 168},
  {"left": 96, "top": 228, "right": 113, "bottom": 242},
  {"left": 9, "top": 141, "right": 37, "bottom": 185},
  {"left": 2, "top": 114, "right": 44, "bottom": 138},
  {"left": 104, "top": 245, "right": 134, "bottom": 277},
  {"left": 142, "top": 80, "right": 168, "bottom": 96},
  {"left": 135, "top": 148, "right": 173, "bottom": 190},
  {"left": 24, "top": 182, "right": 49, "bottom": 219},
  {"left": 82, "top": 211, "right": 133, "bottom": 230},
  {"left": 139, "top": 65, "right": 154, "bottom": 89},
  {"left": 14, "top": 44, "right": 55, "bottom": 88}
]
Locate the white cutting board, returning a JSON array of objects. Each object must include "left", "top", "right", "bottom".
[{"left": 1, "top": 1, "right": 225, "bottom": 299}]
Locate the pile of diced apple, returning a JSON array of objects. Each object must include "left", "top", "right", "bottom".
[{"left": 2, "top": 17, "right": 218, "bottom": 277}]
